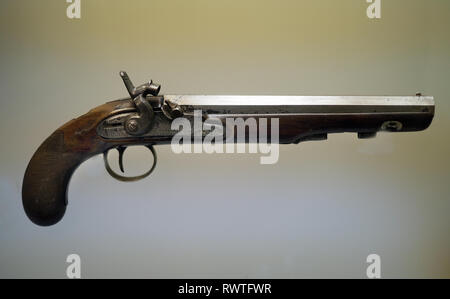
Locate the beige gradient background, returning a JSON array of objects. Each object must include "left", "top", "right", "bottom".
[{"left": 0, "top": 0, "right": 449, "bottom": 278}]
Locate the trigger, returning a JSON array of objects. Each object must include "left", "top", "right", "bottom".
[
  {"left": 117, "top": 146, "right": 127, "bottom": 173},
  {"left": 103, "top": 144, "right": 157, "bottom": 182}
]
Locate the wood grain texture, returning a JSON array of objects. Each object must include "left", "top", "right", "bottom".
[{"left": 22, "top": 100, "right": 125, "bottom": 226}]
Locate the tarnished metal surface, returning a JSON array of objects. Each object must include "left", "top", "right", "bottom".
[
  {"left": 98, "top": 111, "right": 178, "bottom": 139},
  {"left": 98, "top": 94, "right": 434, "bottom": 139},
  {"left": 165, "top": 94, "right": 434, "bottom": 106}
]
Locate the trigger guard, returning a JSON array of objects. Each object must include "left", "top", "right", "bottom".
[{"left": 103, "top": 145, "right": 157, "bottom": 182}]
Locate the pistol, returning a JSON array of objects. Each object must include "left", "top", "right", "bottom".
[{"left": 22, "top": 72, "right": 435, "bottom": 226}]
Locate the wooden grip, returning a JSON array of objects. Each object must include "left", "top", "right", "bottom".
[
  {"left": 22, "top": 131, "right": 89, "bottom": 225},
  {"left": 22, "top": 101, "right": 122, "bottom": 226}
]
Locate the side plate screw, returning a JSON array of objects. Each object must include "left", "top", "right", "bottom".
[{"left": 126, "top": 119, "right": 139, "bottom": 133}]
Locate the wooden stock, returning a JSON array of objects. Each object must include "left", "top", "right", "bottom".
[{"left": 21, "top": 100, "right": 124, "bottom": 226}]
